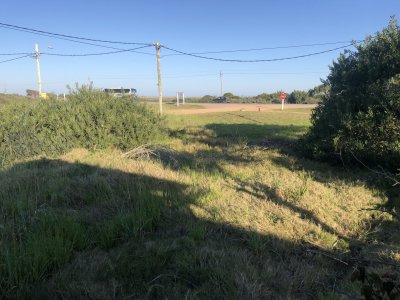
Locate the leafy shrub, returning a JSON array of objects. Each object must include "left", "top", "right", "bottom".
[
  {"left": 0, "top": 93, "right": 32, "bottom": 105},
  {"left": 0, "top": 84, "right": 166, "bottom": 167},
  {"left": 302, "top": 19, "right": 400, "bottom": 171}
]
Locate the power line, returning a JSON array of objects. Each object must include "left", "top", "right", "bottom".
[
  {"left": 162, "top": 40, "right": 359, "bottom": 57},
  {"left": 0, "top": 24, "right": 154, "bottom": 56},
  {"left": 40, "top": 45, "right": 153, "bottom": 57},
  {"left": 161, "top": 44, "right": 354, "bottom": 62},
  {"left": 162, "top": 71, "right": 327, "bottom": 79},
  {"left": 0, "top": 22, "right": 153, "bottom": 46},
  {"left": 0, "top": 52, "right": 32, "bottom": 56},
  {"left": 0, "top": 55, "right": 31, "bottom": 64}
]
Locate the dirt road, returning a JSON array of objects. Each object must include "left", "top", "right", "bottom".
[{"left": 166, "top": 103, "right": 317, "bottom": 115}]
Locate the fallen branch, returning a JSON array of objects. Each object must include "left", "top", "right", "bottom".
[
  {"left": 306, "top": 248, "right": 400, "bottom": 270},
  {"left": 122, "top": 144, "right": 159, "bottom": 159},
  {"left": 306, "top": 249, "right": 349, "bottom": 265},
  {"left": 360, "top": 207, "right": 400, "bottom": 220}
]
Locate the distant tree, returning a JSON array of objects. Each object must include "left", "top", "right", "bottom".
[
  {"left": 307, "top": 83, "right": 329, "bottom": 99},
  {"left": 223, "top": 92, "right": 235, "bottom": 98},
  {"left": 287, "top": 90, "right": 308, "bottom": 104},
  {"left": 201, "top": 95, "right": 214, "bottom": 102}
]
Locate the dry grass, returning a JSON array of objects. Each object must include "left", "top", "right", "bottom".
[{"left": 1, "top": 109, "right": 398, "bottom": 299}]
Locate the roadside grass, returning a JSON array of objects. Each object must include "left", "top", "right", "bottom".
[{"left": 0, "top": 109, "right": 398, "bottom": 299}]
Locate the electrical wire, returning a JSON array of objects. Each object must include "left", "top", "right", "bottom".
[
  {"left": 40, "top": 45, "right": 153, "bottom": 57},
  {"left": 0, "top": 54, "right": 32, "bottom": 64},
  {"left": 0, "top": 25, "right": 154, "bottom": 56},
  {"left": 0, "top": 22, "right": 153, "bottom": 46},
  {"left": 0, "top": 52, "right": 32, "bottom": 56},
  {"left": 162, "top": 40, "right": 359, "bottom": 57},
  {"left": 161, "top": 44, "right": 354, "bottom": 62}
]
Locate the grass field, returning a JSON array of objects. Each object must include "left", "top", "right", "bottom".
[{"left": 1, "top": 107, "right": 399, "bottom": 299}]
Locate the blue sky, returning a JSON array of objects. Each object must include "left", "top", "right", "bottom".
[{"left": 0, "top": 0, "right": 399, "bottom": 96}]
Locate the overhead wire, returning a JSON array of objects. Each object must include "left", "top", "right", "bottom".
[
  {"left": 0, "top": 22, "right": 363, "bottom": 66},
  {"left": 0, "top": 22, "right": 153, "bottom": 46},
  {"left": 161, "top": 44, "right": 354, "bottom": 62},
  {"left": 162, "top": 40, "right": 359, "bottom": 57},
  {"left": 40, "top": 45, "right": 153, "bottom": 57},
  {"left": 0, "top": 24, "right": 154, "bottom": 56},
  {"left": 0, "top": 54, "right": 32, "bottom": 64},
  {"left": 0, "top": 22, "right": 363, "bottom": 62},
  {"left": 0, "top": 52, "right": 32, "bottom": 56}
]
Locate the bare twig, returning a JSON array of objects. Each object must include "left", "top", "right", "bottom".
[
  {"left": 121, "top": 144, "right": 159, "bottom": 159},
  {"left": 305, "top": 249, "right": 349, "bottom": 265},
  {"left": 348, "top": 149, "right": 400, "bottom": 187},
  {"left": 306, "top": 248, "right": 400, "bottom": 270}
]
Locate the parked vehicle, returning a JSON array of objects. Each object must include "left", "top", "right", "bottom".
[
  {"left": 104, "top": 88, "right": 137, "bottom": 97},
  {"left": 213, "top": 96, "right": 230, "bottom": 103}
]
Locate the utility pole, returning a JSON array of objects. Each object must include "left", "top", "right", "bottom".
[
  {"left": 35, "top": 44, "right": 42, "bottom": 95},
  {"left": 155, "top": 42, "right": 163, "bottom": 114},
  {"left": 219, "top": 71, "right": 223, "bottom": 96}
]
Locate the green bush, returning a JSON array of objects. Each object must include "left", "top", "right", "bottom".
[
  {"left": 302, "top": 19, "right": 400, "bottom": 171},
  {"left": 0, "top": 93, "right": 32, "bottom": 105},
  {"left": 0, "top": 84, "right": 166, "bottom": 168}
]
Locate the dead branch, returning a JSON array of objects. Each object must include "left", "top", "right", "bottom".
[
  {"left": 306, "top": 248, "right": 400, "bottom": 270},
  {"left": 122, "top": 144, "right": 159, "bottom": 159},
  {"left": 360, "top": 207, "right": 400, "bottom": 220}
]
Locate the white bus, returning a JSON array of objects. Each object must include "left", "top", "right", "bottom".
[{"left": 104, "top": 88, "right": 137, "bottom": 96}]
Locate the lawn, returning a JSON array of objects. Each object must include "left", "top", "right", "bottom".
[{"left": 1, "top": 108, "right": 398, "bottom": 299}]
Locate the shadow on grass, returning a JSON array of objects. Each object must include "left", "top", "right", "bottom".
[
  {"left": 170, "top": 123, "right": 308, "bottom": 145},
  {"left": 0, "top": 157, "right": 384, "bottom": 299},
  {"left": 231, "top": 177, "right": 349, "bottom": 242},
  {"left": 162, "top": 123, "right": 308, "bottom": 174}
]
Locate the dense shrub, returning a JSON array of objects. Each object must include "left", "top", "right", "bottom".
[
  {"left": 302, "top": 19, "right": 400, "bottom": 171},
  {"left": 0, "top": 85, "right": 166, "bottom": 167},
  {"left": 0, "top": 93, "right": 32, "bottom": 105}
]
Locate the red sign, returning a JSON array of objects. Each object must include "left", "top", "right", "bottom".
[{"left": 280, "top": 93, "right": 286, "bottom": 100}]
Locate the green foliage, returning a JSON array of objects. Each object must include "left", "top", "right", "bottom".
[
  {"left": 255, "top": 91, "right": 284, "bottom": 103},
  {"left": 302, "top": 18, "right": 400, "bottom": 170},
  {"left": 307, "top": 83, "right": 329, "bottom": 99},
  {"left": 287, "top": 90, "right": 308, "bottom": 104},
  {"left": 0, "top": 93, "right": 32, "bottom": 105},
  {"left": 223, "top": 92, "right": 240, "bottom": 99},
  {"left": 223, "top": 92, "right": 235, "bottom": 98},
  {"left": 0, "top": 84, "right": 166, "bottom": 168},
  {"left": 201, "top": 94, "right": 215, "bottom": 102}
]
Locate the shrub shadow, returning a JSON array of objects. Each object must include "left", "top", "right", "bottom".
[{"left": 0, "top": 158, "right": 387, "bottom": 299}]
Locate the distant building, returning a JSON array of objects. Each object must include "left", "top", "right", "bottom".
[{"left": 104, "top": 88, "right": 137, "bottom": 96}]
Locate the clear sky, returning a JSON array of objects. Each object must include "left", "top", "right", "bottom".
[{"left": 0, "top": 0, "right": 399, "bottom": 97}]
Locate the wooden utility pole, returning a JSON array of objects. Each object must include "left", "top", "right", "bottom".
[
  {"left": 155, "top": 42, "right": 163, "bottom": 114},
  {"left": 35, "top": 43, "right": 42, "bottom": 95}
]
